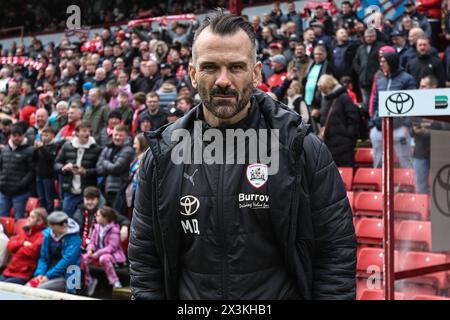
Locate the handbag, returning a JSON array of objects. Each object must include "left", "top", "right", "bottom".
[{"left": 318, "top": 101, "right": 335, "bottom": 141}]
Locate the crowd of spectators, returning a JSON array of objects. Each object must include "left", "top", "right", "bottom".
[{"left": 0, "top": 0, "right": 449, "bottom": 297}]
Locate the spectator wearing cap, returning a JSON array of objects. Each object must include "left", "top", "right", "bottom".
[
  {"left": 370, "top": 47, "right": 417, "bottom": 168},
  {"left": 390, "top": 30, "right": 409, "bottom": 67},
  {"left": 331, "top": 28, "right": 359, "bottom": 82},
  {"left": 0, "top": 208, "right": 48, "bottom": 285},
  {"left": 177, "top": 82, "right": 193, "bottom": 98},
  {"left": 130, "top": 60, "right": 160, "bottom": 94},
  {"left": 396, "top": 1, "right": 432, "bottom": 39},
  {"left": 55, "top": 121, "right": 101, "bottom": 217},
  {"left": 304, "top": 44, "right": 334, "bottom": 111},
  {"left": 84, "top": 88, "right": 110, "bottom": 142},
  {"left": 139, "top": 113, "right": 152, "bottom": 133},
  {"left": 0, "top": 123, "right": 33, "bottom": 219},
  {"left": 19, "top": 79, "right": 38, "bottom": 109},
  {"left": 98, "top": 110, "right": 122, "bottom": 148},
  {"left": 167, "top": 106, "right": 185, "bottom": 123},
  {"left": 137, "top": 92, "right": 168, "bottom": 132},
  {"left": 65, "top": 61, "right": 84, "bottom": 94},
  {"left": 96, "top": 124, "right": 135, "bottom": 212},
  {"left": 406, "top": 36, "right": 446, "bottom": 88},
  {"left": 267, "top": 55, "right": 288, "bottom": 92},
  {"left": 158, "top": 63, "right": 176, "bottom": 86},
  {"left": 281, "top": 1, "right": 303, "bottom": 36},
  {"left": 311, "top": 21, "right": 333, "bottom": 50},
  {"left": 353, "top": 28, "right": 385, "bottom": 106},
  {"left": 31, "top": 211, "right": 81, "bottom": 293},
  {"left": 156, "top": 81, "right": 178, "bottom": 111},
  {"left": 335, "top": 1, "right": 361, "bottom": 31},
  {"left": 309, "top": 5, "right": 334, "bottom": 36}
]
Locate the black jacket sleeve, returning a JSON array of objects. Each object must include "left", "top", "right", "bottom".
[
  {"left": 303, "top": 135, "right": 357, "bottom": 299},
  {"left": 128, "top": 149, "right": 165, "bottom": 300}
]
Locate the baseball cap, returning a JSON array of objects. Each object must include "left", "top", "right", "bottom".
[
  {"left": 168, "top": 107, "right": 184, "bottom": 118},
  {"left": 390, "top": 30, "right": 406, "bottom": 38},
  {"left": 160, "top": 63, "right": 172, "bottom": 69},
  {"left": 289, "top": 35, "right": 301, "bottom": 43},
  {"left": 269, "top": 42, "right": 282, "bottom": 50},
  {"left": 271, "top": 54, "right": 287, "bottom": 67},
  {"left": 47, "top": 211, "right": 69, "bottom": 225},
  {"left": 311, "top": 21, "right": 325, "bottom": 29},
  {"left": 83, "top": 81, "right": 94, "bottom": 91},
  {"left": 68, "top": 78, "right": 77, "bottom": 86}
]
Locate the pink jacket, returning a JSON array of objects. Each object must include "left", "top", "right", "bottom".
[{"left": 87, "top": 223, "right": 126, "bottom": 263}]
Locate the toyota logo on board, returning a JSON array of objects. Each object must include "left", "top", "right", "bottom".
[{"left": 385, "top": 92, "right": 414, "bottom": 115}]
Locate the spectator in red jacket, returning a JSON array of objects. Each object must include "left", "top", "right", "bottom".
[{"left": 0, "top": 208, "right": 47, "bottom": 284}]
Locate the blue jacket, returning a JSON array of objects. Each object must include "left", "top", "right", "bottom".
[{"left": 34, "top": 218, "right": 81, "bottom": 280}]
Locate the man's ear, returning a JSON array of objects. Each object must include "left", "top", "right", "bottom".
[
  {"left": 253, "top": 61, "right": 263, "bottom": 87},
  {"left": 188, "top": 62, "right": 197, "bottom": 89}
]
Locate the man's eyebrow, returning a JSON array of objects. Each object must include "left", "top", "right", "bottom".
[{"left": 199, "top": 60, "right": 248, "bottom": 66}]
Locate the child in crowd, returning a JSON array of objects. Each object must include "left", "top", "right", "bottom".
[{"left": 82, "top": 206, "right": 126, "bottom": 296}]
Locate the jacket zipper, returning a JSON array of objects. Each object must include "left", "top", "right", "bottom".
[{"left": 217, "top": 164, "right": 228, "bottom": 299}]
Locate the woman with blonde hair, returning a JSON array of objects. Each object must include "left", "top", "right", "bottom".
[
  {"left": 286, "top": 80, "right": 310, "bottom": 123},
  {"left": 152, "top": 41, "right": 169, "bottom": 64},
  {"left": 316, "top": 74, "right": 360, "bottom": 167}
]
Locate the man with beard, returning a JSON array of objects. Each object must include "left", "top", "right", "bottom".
[{"left": 129, "top": 10, "right": 356, "bottom": 300}]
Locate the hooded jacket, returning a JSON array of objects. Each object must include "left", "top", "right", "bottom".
[
  {"left": 129, "top": 91, "right": 356, "bottom": 300},
  {"left": 0, "top": 138, "right": 33, "bottom": 196},
  {"left": 87, "top": 222, "right": 126, "bottom": 263},
  {"left": 370, "top": 50, "right": 417, "bottom": 130},
  {"left": 34, "top": 218, "right": 81, "bottom": 280},
  {"left": 3, "top": 223, "right": 46, "bottom": 280}
]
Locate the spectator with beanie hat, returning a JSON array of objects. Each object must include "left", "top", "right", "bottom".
[{"left": 0, "top": 123, "right": 33, "bottom": 219}]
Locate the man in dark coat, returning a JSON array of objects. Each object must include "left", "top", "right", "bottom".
[
  {"left": 0, "top": 123, "right": 33, "bottom": 219},
  {"left": 129, "top": 10, "right": 356, "bottom": 300}
]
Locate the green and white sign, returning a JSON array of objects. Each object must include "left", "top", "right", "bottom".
[{"left": 379, "top": 88, "right": 450, "bottom": 117}]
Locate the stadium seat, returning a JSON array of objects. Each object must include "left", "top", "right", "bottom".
[
  {"left": 413, "top": 294, "right": 450, "bottom": 300},
  {"left": 355, "top": 217, "right": 383, "bottom": 245},
  {"left": 0, "top": 217, "right": 15, "bottom": 236},
  {"left": 394, "top": 193, "right": 429, "bottom": 221},
  {"left": 347, "top": 191, "right": 354, "bottom": 214},
  {"left": 394, "top": 169, "right": 416, "bottom": 193},
  {"left": 358, "top": 288, "right": 405, "bottom": 300},
  {"left": 353, "top": 168, "right": 382, "bottom": 191},
  {"left": 338, "top": 167, "right": 353, "bottom": 191},
  {"left": 354, "top": 148, "right": 373, "bottom": 167},
  {"left": 354, "top": 191, "right": 383, "bottom": 217},
  {"left": 400, "top": 251, "right": 448, "bottom": 291},
  {"left": 357, "top": 247, "right": 399, "bottom": 275},
  {"left": 13, "top": 218, "right": 27, "bottom": 235},
  {"left": 396, "top": 220, "right": 431, "bottom": 251},
  {"left": 25, "top": 197, "right": 40, "bottom": 214}
]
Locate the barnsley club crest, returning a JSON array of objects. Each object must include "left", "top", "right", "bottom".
[{"left": 246, "top": 163, "right": 268, "bottom": 188}]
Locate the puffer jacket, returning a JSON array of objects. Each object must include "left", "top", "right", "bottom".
[
  {"left": 96, "top": 142, "right": 135, "bottom": 194},
  {"left": 129, "top": 91, "right": 356, "bottom": 300},
  {"left": 87, "top": 223, "right": 126, "bottom": 264},
  {"left": 0, "top": 138, "right": 33, "bottom": 196},
  {"left": 319, "top": 85, "right": 360, "bottom": 167},
  {"left": 54, "top": 138, "right": 102, "bottom": 194}
]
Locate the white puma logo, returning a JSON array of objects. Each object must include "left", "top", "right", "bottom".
[{"left": 183, "top": 169, "right": 198, "bottom": 187}]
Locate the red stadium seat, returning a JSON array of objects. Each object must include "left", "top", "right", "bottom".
[
  {"left": 396, "top": 220, "right": 431, "bottom": 251},
  {"left": 358, "top": 288, "right": 405, "bottom": 300},
  {"left": 13, "top": 218, "right": 27, "bottom": 235},
  {"left": 355, "top": 217, "right": 383, "bottom": 245},
  {"left": 0, "top": 217, "right": 15, "bottom": 236},
  {"left": 357, "top": 247, "right": 399, "bottom": 275},
  {"left": 394, "top": 193, "right": 429, "bottom": 221},
  {"left": 354, "top": 191, "right": 383, "bottom": 217},
  {"left": 338, "top": 167, "right": 353, "bottom": 191},
  {"left": 394, "top": 169, "right": 416, "bottom": 193},
  {"left": 400, "top": 251, "right": 448, "bottom": 291},
  {"left": 413, "top": 294, "right": 450, "bottom": 300},
  {"left": 347, "top": 191, "right": 354, "bottom": 214},
  {"left": 25, "top": 197, "right": 40, "bottom": 214},
  {"left": 353, "top": 168, "right": 382, "bottom": 191},
  {"left": 355, "top": 148, "right": 373, "bottom": 167}
]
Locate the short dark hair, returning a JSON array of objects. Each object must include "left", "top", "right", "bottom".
[
  {"left": 114, "top": 124, "right": 128, "bottom": 133},
  {"left": 97, "top": 206, "right": 117, "bottom": 223},
  {"left": 133, "top": 92, "right": 146, "bottom": 105},
  {"left": 75, "top": 120, "right": 92, "bottom": 132},
  {"left": 42, "top": 126, "right": 56, "bottom": 135},
  {"left": 83, "top": 186, "right": 101, "bottom": 199},
  {"left": 421, "top": 74, "right": 438, "bottom": 87},
  {"left": 192, "top": 8, "right": 257, "bottom": 62}
]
